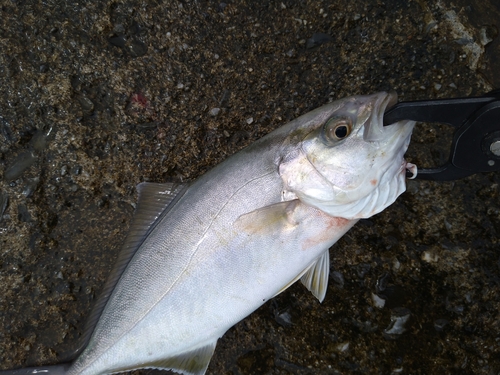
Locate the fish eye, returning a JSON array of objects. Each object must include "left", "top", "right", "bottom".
[{"left": 323, "top": 116, "right": 352, "bottom": 144}]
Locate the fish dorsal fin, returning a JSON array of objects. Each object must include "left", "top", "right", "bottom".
[
  {"left": 61, "top": 182, "right": 188, "bottom": 361},
  {"left": 139, "top": 341, "right": 217, "bottom": 375},
  {"left": 300, "top": 250, "right": 330, "bottom": 302}
]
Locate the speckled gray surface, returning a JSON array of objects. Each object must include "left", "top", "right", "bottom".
[{"left": 1, "top": 1, "right": 499, "bottom": 374}]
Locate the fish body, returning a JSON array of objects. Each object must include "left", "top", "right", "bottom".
[{"left": 3, "top": 92, "right": 415, "bottom": 375}]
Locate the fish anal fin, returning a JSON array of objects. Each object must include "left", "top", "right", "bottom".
[
  {"left": 120, "top": 341, "right": 217, "bottom": 375},
  {"left": 300, "top": 250, "right": 330, "bottom": 302},
  {"left": 0, "top": 364, "right": 71, "bottom": 375}
]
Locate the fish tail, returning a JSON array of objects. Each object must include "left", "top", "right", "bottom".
[{"left": 0, "top": 364, "right": 71, "bottom": 375}]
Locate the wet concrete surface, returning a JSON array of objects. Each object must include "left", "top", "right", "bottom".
[{"left": 1, "top": 0, "right": 499, "bottom": 374}]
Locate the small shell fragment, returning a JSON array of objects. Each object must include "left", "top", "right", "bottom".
[
  {"left": 372, "top": 293, "right": 386, "bottom": 309},
  {"left": 383, "top": 308, "right": 411, "bottom": 338}
]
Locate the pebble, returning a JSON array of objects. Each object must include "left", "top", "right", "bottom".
[
  {"left": 129, "top": 39, "right": 147, "bottom": 57},
  {"left": 449, "top": 51, "right": 456, "bottom": 64},
  {"left": 371, "top": 293, "right": 386, "bottom": 309},
  {"left": 434, "top": 318, "right": 449, "bottom": 332},
  {"left": 219, "top": 90, "right": 231, "bottom": 107},
  {"left": 0, "top": 116, "right": 14, "bottom": 144},
  {"left": 71, "top": 166, "right": 82, "bottom": 175},
  {"left": 376, "top": 272, "right": 389, "bottom": 293},
  {"left": 444, "top": 218, "right": 453, "bottom": 231},
  {"left": 392, "top": 258, "right": 401, "bottom": 272},
  {"left": 455, "top": 37, "right": 473, "bottom": 45},
  {"left": 209, "top": 108, "right": 221, "bottom": 117},
  {"left": 306, "top": 32, "right": 332, "bottom": 49},
  {"left": 422, "top": 250, "right": 439, "bottom": 263},
  {"left": 336, "top": 342, "right": 349, "bottom": 352},
  {"left": 356, "top": 263, "right": 371, "bottom": 279},
  {"left": 331, "top": 270, "right": 344, "bottom": 288},
  {"left": 31, "top": 130, "right": 50, "bottom": 152},
  {"left": 17, "top": 203, "right": 32, "bottom": 222},
  {"left": 78, "top": 95, "right": 95, "bottom": 113},
  {"left": 275, "top": 310, "right": 292, "bottom": 327},
  {"left": 384, "top": 308, "right": 411, "bottom": 337},
  {"left": 22, "top": 177, "right": 39, "bottom": 198},
  {"left": 0, "top": 191, "right": 8, "bottom": 220},
  {"left": 406, "top": 180, "right": 419, "bottom": 194},
  {"left": 479, "top": 26, "right": 496, "bottom": 46},
  {"left": 109, "top": 35, "right": 126, "bottom": 48},
  {"left": 4, "top": 151, "right": 37, "bottom": 181},
  {"left": 425, "top": 20, "right": 438, "bottom": 33}
]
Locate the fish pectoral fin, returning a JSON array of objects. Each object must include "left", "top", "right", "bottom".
[
  {"left": 141, "top": 341, "right": 217, "bottom": 375},
  {"left": 300, "top": 250, "right": 330, "bottom": 303},
  {"left": 233, "top": 199, "right": 301, "bottom": 235}
]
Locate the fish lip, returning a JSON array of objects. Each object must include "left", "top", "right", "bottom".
[
  {"left": 363, "top": 91, "right": 399, "bottom": 142},
  {"left": 383, "top": 90, "right": 399, "bottom": 112},
  {"left": 375, "top": 91, "right": 398, "bottom": 127}
]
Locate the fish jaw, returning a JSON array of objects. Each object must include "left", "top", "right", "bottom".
[{"left": 279, "top": 92, "right": 416, "bottom": 219}]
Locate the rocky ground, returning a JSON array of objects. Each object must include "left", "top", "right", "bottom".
[{"left": 1, "top": 0, "right": 499, "bottom": 374}]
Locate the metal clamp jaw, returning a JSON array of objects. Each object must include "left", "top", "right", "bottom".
[{"left": 384, "top": 90, "right": 500, "bottom": 180}]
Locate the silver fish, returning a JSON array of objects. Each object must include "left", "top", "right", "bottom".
[{"left": 3, "top": 92, "right": 416, "bottom": 375}]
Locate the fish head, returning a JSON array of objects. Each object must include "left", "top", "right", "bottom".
[{"left": 279, "top": 92, "right": 416, "bottom": 219}]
